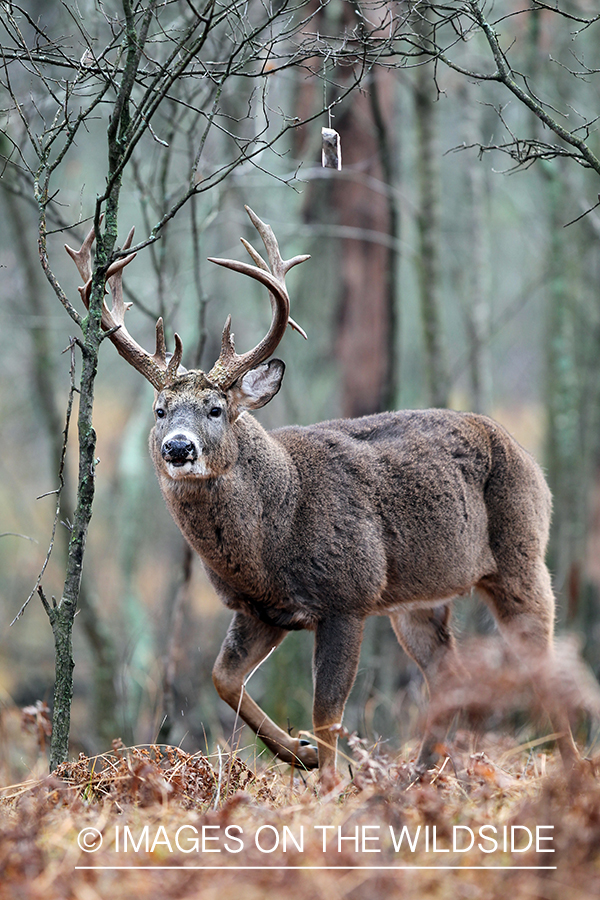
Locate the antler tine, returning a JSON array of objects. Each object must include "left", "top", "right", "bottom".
[
  {"left": 107, "top": 225, "right": 135, "bottom": 323},
  {"left": 64, "top": 218, "right": 102, "bottom": 284},
  {"left": 206, "top": 208, "right": 309, "bottom": 389},
  {"left": 147, "top": 316, "right": 183, "bottom": 381},
  {"left": 65, "top": 225, "right": 183, "bottom": 392},
  {"left": 240, "top": 234, "right": 308, "bottom": 339},
  {"left": 65, "top": 215, "right": 113, "bottom": 287},
  {"left": 244, "top": 205, "right": 310, "bottom": 278},
  {"left": 240, "top": 236, "right": 268, "bottom": 271}
]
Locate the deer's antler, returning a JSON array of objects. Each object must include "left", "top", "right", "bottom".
[
  {"left": 65, "top": 225, "right": 183, "bottom": 391},
  {"left": 206, "top": 206, "right": 309, "bottom": 389}
]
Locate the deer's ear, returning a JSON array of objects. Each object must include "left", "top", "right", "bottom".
[{"left": 229, "top": 359, "right": 285, "bottom": 414}]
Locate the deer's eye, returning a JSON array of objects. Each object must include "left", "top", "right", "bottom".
[
  {"left": 209, "top": 407, "right": 222, "bottom": 419},
  {"left": 155, "top": 407, "right": 166, "bottom": 419}
]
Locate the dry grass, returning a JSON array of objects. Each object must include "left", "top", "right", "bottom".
[
  {"left": 3, "top": 636, "right": 600, "bottom": 900},
  {"left": 2, "top": 726, "right": 600, "bottom": 900}
]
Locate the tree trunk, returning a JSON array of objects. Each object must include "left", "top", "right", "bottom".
[
  {"left": 462, "top": 85, "right": 492, "bottom": 414},
  {"left": 47, "top": 297, "right": 103, "bottom": 770},
  {"left": 544, "top": 166, "right": 584, "bottom": 616},
  {"left": 414, "top": 6, "right": 448, "bottom": 408},
  {"left": 44, "top": 0, "right": 154, "bottom": 768},
  {"left": 331, "top": 66, "right": 399, "bottom": 417},
  {"left": 4, "top": 186, "right": 120, "bottom": 752}
]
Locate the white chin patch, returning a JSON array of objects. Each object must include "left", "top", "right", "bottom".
[{"left": 165, "top": 458, "right": 211, "bottom": 480}]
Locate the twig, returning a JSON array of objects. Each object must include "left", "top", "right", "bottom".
[
  {"left": 214, "top": 745, "right": 223, "bottom": 809},
  {"left": 563, "top": 199, "right": 600, "bottom": 229},
  {"left": 10, "top": 338, "right": 77, "bottom": 626},
  {"left": 0, "top": 532, "right": 37, "bottom": 543}
]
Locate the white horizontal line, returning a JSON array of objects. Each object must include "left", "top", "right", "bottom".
[{"left": 75, "top": 866, "right": 557, "bottom": 871}]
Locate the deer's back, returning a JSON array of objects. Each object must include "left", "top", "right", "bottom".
[{"left": 262, "top": 408, "right": 551, "bottom": 623}]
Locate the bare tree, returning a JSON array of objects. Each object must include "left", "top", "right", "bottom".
[
  {"left": 365, "top": 1, "right": 600, "bottom": 180},
  {"left": 0, "top": 0, "right": 370, "bottom": 769}
]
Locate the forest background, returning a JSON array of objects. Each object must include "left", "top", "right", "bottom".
[{"left": 1, "top": 0, "right": 600, "bottom": 773}]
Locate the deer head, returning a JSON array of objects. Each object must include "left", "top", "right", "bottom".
[{"left": 65, "top": 207, "right": 309, "bottom": 480}]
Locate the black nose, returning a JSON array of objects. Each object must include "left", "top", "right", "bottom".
[{"left": 162, "top": 436, "right": 197, "bottom": 464}]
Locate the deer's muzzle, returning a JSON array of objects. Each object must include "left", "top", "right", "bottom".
[{"left": 161, "top": 434, "right": 198, "bottom": 466}]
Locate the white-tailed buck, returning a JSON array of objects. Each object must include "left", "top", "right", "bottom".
[{"left": 66, "top": 208, "right": 577, "bottom": 772}]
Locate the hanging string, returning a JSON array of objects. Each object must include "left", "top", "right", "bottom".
[{"left": 321, "top": 58, "right": 342, "bottom": 170}]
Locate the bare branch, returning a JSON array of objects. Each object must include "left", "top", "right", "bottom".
[{"left": 10, "top": 339, "right": 77, "bottom": 627}]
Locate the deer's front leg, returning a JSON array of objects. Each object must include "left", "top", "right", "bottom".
[
  {"left": 312, "top": 615, "right": 365, "bottom": 771},
  {"left": 212, "top": 611, "right": 318, "bottom": 768}
]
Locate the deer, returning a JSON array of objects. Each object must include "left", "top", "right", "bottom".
[{"left": 65, "top": 207, "right": 578, "bottom": 774}]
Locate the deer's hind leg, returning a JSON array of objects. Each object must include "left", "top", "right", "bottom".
[
  {"left": 389, "top": 603, "right": 467, "bottom": 771},
  {"left": 478, "top": 561, "right": 579, "bottom": 767}
]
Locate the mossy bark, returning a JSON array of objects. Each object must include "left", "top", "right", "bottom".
[
  {"left": 49, "top": 315, "right": 102, "bottom": 770},
  {"left": 47, "top": 0, "right": 155, "bottom": 770}
]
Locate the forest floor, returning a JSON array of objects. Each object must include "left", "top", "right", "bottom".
[{"left": 1, "top": 709, "right": 600, "bottom": 900}]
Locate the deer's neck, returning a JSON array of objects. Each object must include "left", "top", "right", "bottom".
[{"left": 156, "top": 415, "right": 297, "bottom": 594}]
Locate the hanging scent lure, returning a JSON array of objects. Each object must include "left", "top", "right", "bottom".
[{"left": 321, "top": 127, "right": 342, "bottom": 170}]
